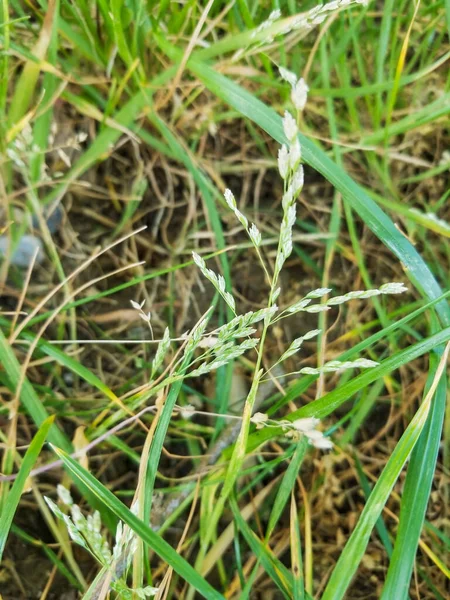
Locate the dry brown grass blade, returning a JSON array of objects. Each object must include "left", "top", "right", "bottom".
[
  {"left": 10, "top": 226, "right": 147, "bottom": 340},
  {"left": 9, "top": 260, "right": 146, "bottom": 425},
  {"left": 156, "top": 0, "right": 215, "bottom": 110}
]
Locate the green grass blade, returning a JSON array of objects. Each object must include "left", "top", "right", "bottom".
[
  {"left": 0, "top": 415, "right": 55, "bottom": 561},
  {"left": 361, "top": 93, "right": 450, "bottom": 146},
  {"left": 0, "top": 0, "right": 11, "bottom": 142},
  {"left": 28, "top": 335, "right": 121, "bottom": 404},
  {"left": 51, "top": 446, "right": 225, "bottom": 600},
  {"left": 340, "top": 380, "right": 386, "bottom": 445},
  {"left": 265, "top": 437, "right": 308, "bottom": 540},
  {"left": 7, "top": 0, "right": 58, "bottom": 128},
  {"left": 446, "top": 0, "right": 450, "bottom": 38},
  {"left": 321, "top": 343, "right": 450, "bottom": 600},
  {"left": 374, "top": 0, "right": 395, "bottom": 128},
  {"left": 353, "top": 455, "right": 393, "bottom": 558},
  {"left": 230, "top": 495, "right": 293, "bottom": 599},
  {"left": 29, "top": 0, "right": 59, "bottom": 183},
  {"left": 143, "top": 352, "right": 193, "bottom": 523},
  {"left": 381, "top": 348, "right": 448, "bottom": 599}
]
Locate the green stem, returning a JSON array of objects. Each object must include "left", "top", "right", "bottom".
[{"left": 191, "top": 259, "right": 279, "bottom": 581}]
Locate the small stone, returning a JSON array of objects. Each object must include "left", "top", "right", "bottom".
[{"left": 0, "top": 235, "right": 44, "bottom": 267}]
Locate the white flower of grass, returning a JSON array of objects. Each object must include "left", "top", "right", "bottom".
[
  {"left": 311, "top": 436, "right": 333, "bottom": 449},
  {"left": 380, "top": 282, "right": 408, "bottom": 294},
  {"left": 282, "top": 110, "right": 298, "bottom": 142},
  {"left": 279, "top": 67, "right": 297, "bottom": 87},
  {"left": 278, "top": 328, "right": 321, "bottom": 362},
  {"left": 215, "top": 306, "right": 277, "bottom": 344},
  {"left": 279, "top": 415, "right": 333, "bottom": 451},
  {"left": 179, "top": 404, "right": 196, "bottom": 419},
  {"left": 190, "top": 338, "right": 259, "bottom": 377},
  {"left": 279, "top": 203, "right": 296, "bottom": 261},
  {"left": 304, "top": 304, "right": 330, "bottom": 313},
  {"left": 224, "top": 189, "right": 248, "bottom": 228},
  {"left": 57, "top": 484, "right": 73, "bottom": 507},
  {"left": 185, "top": 309, "right": 213, "bottom": 353},
  {"left": 289, "top": 138, "right": 302, "bottom": 169},
  {"left": 272, "top": 287, "right": 281, "bottom": 302},
  {"left": 303, "top": 328, "right": 321, "bottom": 339},
  {"left": 278, "top": 144, "right": 289, "bottom": 179},
  {"left": 287, "top": 298, "right": 312, "bottom": 313},
  {"left": 130, "top": 299, "right": 145, "bottom": 310},
  {"left": 286, "top": 203, "right": 296, "bottom": 228},
  {"left": 224, "top": 188, "right": 235, "bottom": 210},
  {"left": 45, "top": 494, "right": 112, "bottom": 565},
  {"left": 300, "top": 357, "right": 379, "bottom": 375},
  {"left": 151, "top": 327, "right": 171, "bottom": 378},
  {"left": 292, "top": 417, "right": 320, "bottom": 432},
  {"left": 251, "top": 8, "right": 281, "bottom": 39},
  {"left": 135, "top": 586, "right": 159, "bottom": 598},
  {"left": 198, "top": 335, "right": 219, "bottom": 348},
  {"left": 291, "top": 78, "right": 309, "bottom": 111},
  {"left": 130, "top": 298, "right": 153, "bottom": 337},
  {"left": 291, "top": 165, "right": 304, "bottom": 195},
  {"left": 282, "top": 186, "right": 294, "bottom": 211},
  {"left": 139, "top": 311, "right": 152, "bottom": 324},
  {"left": 251, "top": 412, "right": 269, "bottom": 429},
  {"left": 325, "top": 1, "right": 341, "bottom": 11},
  {"left": 312, "top": 436, "right": 333, "bottom": 450},
  {"left": 307, "top": 288, "right": 332, "bottom": 298},
  {"left": 192, "top": 252, "right": 236, "bottom": 312},
  {"left": 249, "top": 223, "right": 262, "bottom": 247}
]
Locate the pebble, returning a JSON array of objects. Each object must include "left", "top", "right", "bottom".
[
  {"left": 0, "top": 205, "right": 62, "bottom": 267},
  {"left": 0, "top": 234, "right": 45, "bottom": 267}
]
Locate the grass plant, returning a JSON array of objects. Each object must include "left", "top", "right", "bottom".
[{"left": 1, "top": 1, "right": 449, "bottom": 598}]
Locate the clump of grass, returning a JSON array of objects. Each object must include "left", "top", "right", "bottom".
[
  {"left": 1, "top": 1, "right": 449, "bottom": 599},
  {"left": 46, "top": 95, "right": 408, "bottom": 599}
]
